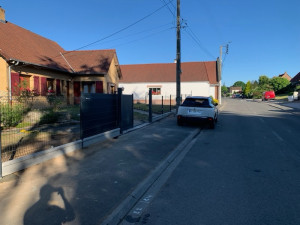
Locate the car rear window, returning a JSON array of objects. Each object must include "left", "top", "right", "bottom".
[{"left": 182, "top": 98, "right": 212, "bottom": 108}]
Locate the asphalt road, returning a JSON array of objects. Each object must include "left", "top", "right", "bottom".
[{"left": 125, "top": 98, "right": 300, "bottom": 225}]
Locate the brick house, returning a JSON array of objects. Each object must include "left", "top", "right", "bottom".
[
  {"left": 119, "top": 61, "right": 220, "bottom": 104},
  {"left": 278, "top": 72, "right": 292, "bottom": 81},
  {"left": 229, "top": 86, "right": 242, "bottom": 94},
  {"left": 0, "top": 7, "right": 122, "bottom": 104}
]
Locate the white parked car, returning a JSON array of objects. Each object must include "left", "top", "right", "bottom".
[{"left": 177, "top": 96, "right": 218, "bottom": 129}]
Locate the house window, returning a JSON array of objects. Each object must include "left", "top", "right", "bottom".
[
  {"left": 47, "top": 79, "right": 55, "bottom": 94},
  {"left": 151, "top": 87, "right": 161, "bottom": 95},
  {"left": 82, "top": 82, "right": 95, "bottom": 94}
]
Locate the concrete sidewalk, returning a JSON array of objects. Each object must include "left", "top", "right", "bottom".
[
  {"left": 267, "top": 100, "right": 300, "bottom": 111},
  {"left": 0, "top": 116, "right": 198, "bottom": 225}
]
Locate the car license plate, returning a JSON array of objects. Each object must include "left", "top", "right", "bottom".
[{"left": 188, "top": 109, "right": 202, "bottom": 114}]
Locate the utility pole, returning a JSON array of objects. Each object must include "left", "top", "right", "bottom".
[
  {"left": 218, "top": 45, "right": 223, "bottom": 105},
  {"left": 218, "top": 43, "right": 229, "bottom": 105},
  {"left": 176, "top": 0, "right": 181, "bottom": 112}
]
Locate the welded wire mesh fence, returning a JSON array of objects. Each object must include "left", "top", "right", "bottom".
[
  {"left": 132, "top": 93, "right": 190, "bottom": 125},
  {"left": 0, "top": 95, "right": 80, "bottom": 162}
]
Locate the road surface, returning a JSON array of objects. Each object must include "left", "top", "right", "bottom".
[{"left": 122, "top": 98, "right": 300, "bottom": 225}]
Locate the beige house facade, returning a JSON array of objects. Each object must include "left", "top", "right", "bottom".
[{"left": 0, "top": 7, "right": 121, "bottom": 104}]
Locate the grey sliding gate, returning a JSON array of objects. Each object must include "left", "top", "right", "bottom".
[{"left": 80, "top": 91, "right": 133, "bottom": 139}]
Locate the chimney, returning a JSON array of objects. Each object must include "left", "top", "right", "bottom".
[{"left": 0, "top": 7, "right": 5, "bottom": 22}]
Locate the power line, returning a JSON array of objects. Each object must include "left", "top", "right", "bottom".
[
  {"left": 64, "top": 0, "right": 175, "bottom": 54},
  {"left": 159, "top": 0, "right": 216, "bottom": 61},
  {"left": 92, "top": 22, "right": 174, "bottom": 47},
  {"left": 26, "top": 0, "right": 175, "bottom": 65},
  {"left": 107, "top": 27, "right": 174, "bottom": 49},
  {"left": 183, "top": 26, "right": 215, "bottom": 59},
  {"left": 160, "top": 0, "right": 176, "bottom": 18}
]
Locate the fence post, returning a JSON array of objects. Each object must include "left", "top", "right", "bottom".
[
  {"left": 161, "top": 96, "right": 164, "bottom": 114},
  {"left": 149, "top": 88, "right": 152, "bottom": 123},
  {"left": 170, "top": 95, "right": 172, "bottom": 112},
  {"left": 80, "top": 96, "right": 83, "bottom": 149},
  {"left": 118, "top": 88, "right": 123, "bottom": 134},
  {"left": 132, "top": 94, "right": 134, "bottom": 128}
]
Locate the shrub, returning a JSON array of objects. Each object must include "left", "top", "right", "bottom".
[
  {"left": 0, "top": 104, "right": 28, "bottom": 128},
  {"left": 46, "top": 93, "right": 63, "bottom": 111},
  {"left": 276, "top": 83, "right": 295, "bottom": 94},
  {"left": 252, "top": 91, "right": 262, "bottom": 99}
]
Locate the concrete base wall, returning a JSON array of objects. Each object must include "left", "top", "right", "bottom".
[{"left": 2, "top": 128, "right": 120, "bottom": 177}]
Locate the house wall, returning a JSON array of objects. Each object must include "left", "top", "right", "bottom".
[
  {"left": 72, "top": 55, "right": 120, "bottom": 95},
  {"left": 1, "top": 56, "right": 121, "bottom": 104},
  {"left": 11, "top": 65, "right": 73, "bottom": 97},
  {"left": 0, "top": 57, "right": 8, "bottom": 95},
  {"left": 106, "top": 55, "right": 120, "bottom": 93},
  {"left": 119, "top": 81, "right": 213, "bottom": 102}
]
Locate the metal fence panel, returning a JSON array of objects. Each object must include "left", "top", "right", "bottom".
[
  {"left": 80, "top": 94, "right": 118, "bottom": 139},
  {"left": 121, "top": 95, "right": 133, "bottom": 131},
  {"left": 0, "top": 96, "right": 80, "bottom": 162}
]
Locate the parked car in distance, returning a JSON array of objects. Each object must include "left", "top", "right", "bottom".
[
  {"left": 177, "top": 96, "right": 218, "bottom": 129},
  {"left": 232, "top": 93, "right": 243, "bottom": 98},
  {"left": 262, "top": 91, "right": 275, "bottom": 101}
]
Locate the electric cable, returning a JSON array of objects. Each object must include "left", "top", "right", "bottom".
[
  {"left": 183, "top": 26, "right": 215, "bottom": 59},
  {"left": 91, "top": 22, "right": 174, "bottom": 47},
  {"left": 63, "top": 0, "right": 175, "bottom": 55},
  {"left": 107, "top": 27, "right": 174, "bottom": 49}
]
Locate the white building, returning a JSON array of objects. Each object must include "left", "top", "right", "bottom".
[{"left": 119, "top": 61, "right": 220, "bottom": 104}]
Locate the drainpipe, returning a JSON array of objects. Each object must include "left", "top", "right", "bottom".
[{"left": 8, "top": 65, "right": 12, "bottom": 101}]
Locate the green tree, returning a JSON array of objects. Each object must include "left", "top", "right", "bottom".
[
  {"left": 244, "top": 81, "right": 252, "bottom": 98},
  {"left": 221, "top": 84, "right": 228, "bottom": 95},
  {"left": 251, "top": 80, "right": 259, "bottom": 89},
  {"left": 258, "top": 75, "right": 269, "bottom": 86},
  {"left": 269, "top": 77, "right": 290, "bottom": 92},
  {"left": 233, "top": 81, "right": 246, "bottom": 90}
]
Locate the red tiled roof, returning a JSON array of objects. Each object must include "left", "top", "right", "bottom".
[
  {"left": 278, "top": 72, "right": 291, "bottom": 81},
  {"left": 64, "top": 50, "right": 116, "bottom": 74},
  {"left": 120, "top": 61, "right": 218, "bottom": 84},
  {"left": 291, "top": 72, "right": 300, "bottom": 83},
  {"left": 0, "top": 21, "right": 115, "bottom": 74}
]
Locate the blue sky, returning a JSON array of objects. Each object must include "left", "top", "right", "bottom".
[{"left": 1, "top": 0, "right": 300, "bottom": 86}]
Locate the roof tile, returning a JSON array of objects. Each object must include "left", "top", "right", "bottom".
[
  {"left": 120, "top": 61, "right": 218, "bottom": 84},
  {"left": 0, "top": 21, "right": 115, "bottom": 74}
]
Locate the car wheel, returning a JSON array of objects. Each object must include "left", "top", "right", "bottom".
[
  {"left": 177, "top": 119, "right": 183, "bottom": 126},
  {"left": 209, "top": 120, "right": 215, "bottom": 129}
]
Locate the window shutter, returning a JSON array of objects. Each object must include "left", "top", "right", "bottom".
[
  {"left": 11, "top": 72, "right": 20, "bottom": 96},
  {"left": 34, "top": 76, "right": 40, "bottom": 95},
  {"left": 96, "top": 81, "right": 103, "bottom": 93},
  {"left": 56, "top": 79, "right": 61, "bottom": 95},
  {"left": 41, "top": 77, "right": 47, "bottom": 96}
]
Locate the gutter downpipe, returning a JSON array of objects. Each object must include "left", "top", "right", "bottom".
[{"left": 8, "top": 65, "right": 12, "bottom": 101}]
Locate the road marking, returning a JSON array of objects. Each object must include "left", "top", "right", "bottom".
[
  {"left": 272, "top": 131, "right": 284, "bottom": 142},
  {"left": 100, "top": 128, "right": 201, "bottom": 225},
  {"left": 120, "top": 133, "right": 200, "bottom": 225}
]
